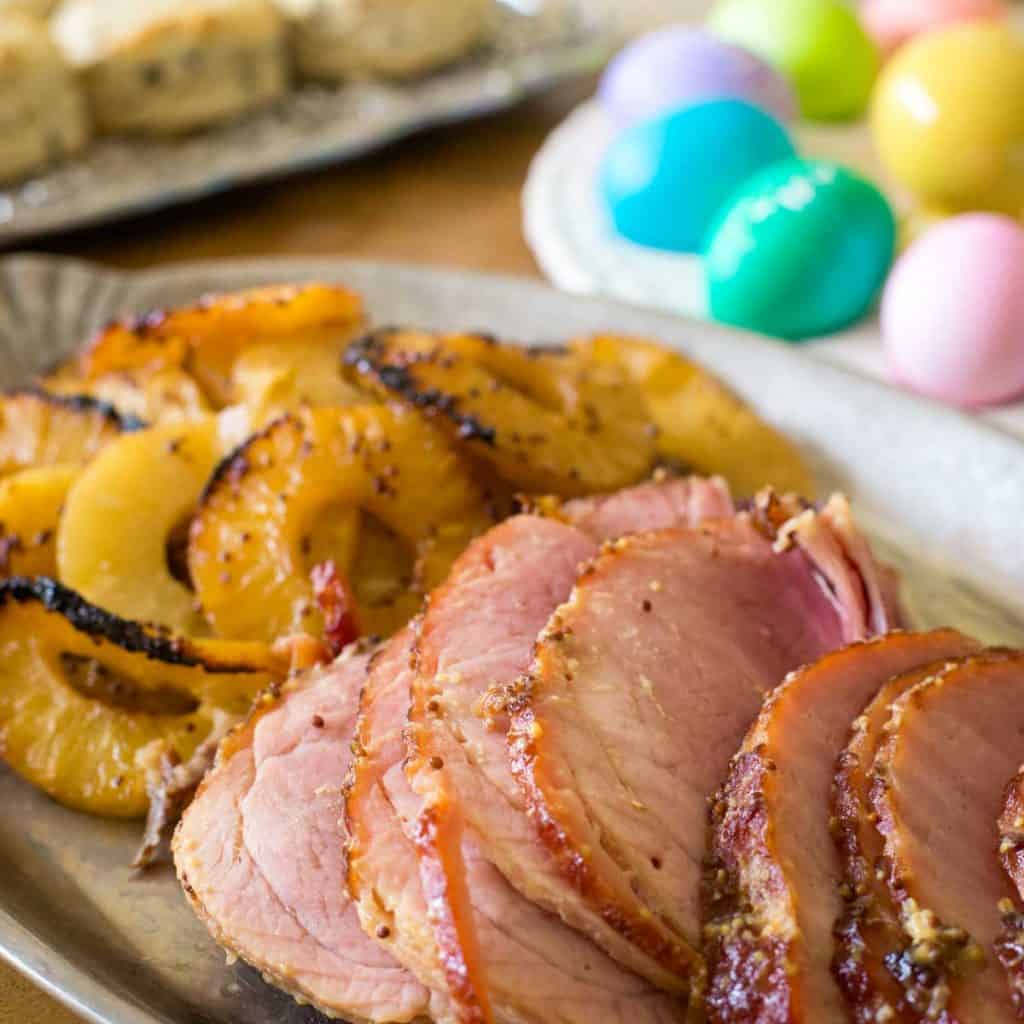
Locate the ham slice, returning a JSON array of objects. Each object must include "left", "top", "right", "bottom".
[
  {"left": 347, "top": 627, "right": 688, "bottom": 1024},
  {"left": 406, "top": 483, "right": 896, "bottom": 1019},
  {"left": 832, "top": 645, "right": 979, "bottom": 1024},
  {"left": 174, "top": 648, "right": 444, "bottom": 1023},
  {"left": 704, "top": 631, "right": 973, "bottom": 1024},
  {"left": 871, "top": 652, "right": 1024, "bottom": 1023}
]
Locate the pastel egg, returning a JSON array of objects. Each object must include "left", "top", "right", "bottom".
[
  {"left": 708, "top": 0, "right": 879, "bottom": 121},
  {"left": 862, "top": 0, "right": 1007, "bottom": 53},
  {"left": 871, "top": 22, "right": 1024, "bottom": 215},
  {"left": 882, "top": 214, "right": 1024, "bottom": 407},
  {"left": 600, "top": 99, "right": 796, "bottom": 254},
  {"left": 598, "top": 27, "right": 797, "bottom": 128},
  {"left": 704, "top": 159, "right": 896, "bottom": 340}
]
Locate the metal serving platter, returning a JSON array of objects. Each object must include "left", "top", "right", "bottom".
[
  {"left": 0, "top": 256, "right": 1022, "bottom": 1024},
  {"left": 0, "top": 0, "right": 613, "bottom": 247}
]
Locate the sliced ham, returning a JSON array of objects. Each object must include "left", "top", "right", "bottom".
[
  {"left": 871, "top": 652, "right": 1024, "bottom": 1023},
  {"left": 347, "top": 627, "right": 688, "bottom": 1024},
  {"left": 174, "top": 648, "right": 443, "bottom": 1024},
  {"left": 406, "top": 482, "right": 896, "bottom": 1018},
  {"left": 404, "top": 478, "right": 736, "bottom": 1008},
  {"left": 832, "top": 646, "right": 978, "bottom": 1024},
  {"left": 503, "top": 516, "right": 883, "bottom": 984},
  {"left": 704, "top": 631, "right": 972, "bottom": 1024}
]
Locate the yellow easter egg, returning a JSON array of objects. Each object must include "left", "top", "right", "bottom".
[{"left": 871, "top": 22, "right": 1024, "bottom": 216}]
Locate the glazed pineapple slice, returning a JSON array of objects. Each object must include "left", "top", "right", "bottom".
[
  {"left": 0, "top": 577, "right": 282, "bottom": 817},
  {"left": 0, "top": 464, "right": 79, "bottom": 578},
  {"left": 81, "top": 283, "right": 365, "bottom": 407},
  {"left": 576, "top": 334, "right": 815, "bottom": 497},
  {"left": 46, "top": 367, "right": 212, "bottom": 425},
  {"left": 231, "top": 338, "right": 366, "bottom": 428},
  {"left": 0, "top": 390, "right": 142, "bottom": 476},
  {"left": 344, "top": 329, "right": 657, "bottom": 496},
  {"left": 189, "top": 404, "right": 493, "bottom": 642},
  {"left": 57, "top": 416, "right": 231, "bottom": 635}
]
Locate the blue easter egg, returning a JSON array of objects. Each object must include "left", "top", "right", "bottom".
[
  {"left": 703, "top": 158, "right": 896, "bottom": 340},
  {"left": 599, "top": 99, "right": 796, "bottom": 254}
]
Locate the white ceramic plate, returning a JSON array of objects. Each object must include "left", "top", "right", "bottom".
[
  {"left": 0, "top": 0, "right": 611, "bottom": 247},
  {"left": 0, "top": 255, "right": 1022, "bottom": 1024},
  {"left": 522, "top": 98, "right": 1024, "bottom": 441}
]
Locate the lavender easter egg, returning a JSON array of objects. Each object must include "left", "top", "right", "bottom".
[
  {"left": 599, "top": 27, "right": 797, "bottom": 127},
  {"left": 883, "top": 214, "right": 1024, "bottom": 407}
]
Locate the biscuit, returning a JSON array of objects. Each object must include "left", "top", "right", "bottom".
[
  {"left": 0, "top": 14, "right": 90, "bottom": 183},
  {"left": 52, "top": 0, "right": 289, "bottom": 136},
  {"left": 278, "top": 0, "right": 491, "bottom": 80}
]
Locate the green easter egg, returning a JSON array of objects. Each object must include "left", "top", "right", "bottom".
[
  {"left": 708, "top": 0, "right": 879, "bottom": 121},
  {"left": 704, "top": 159, "right": 896, "bottom": 341}
]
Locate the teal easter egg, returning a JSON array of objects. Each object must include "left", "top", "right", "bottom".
[
  {"left": 708, "top": 0, "right": 879, "bottom": 121},
  {"left": 599, "top": 99, "right": 796, "bottom": 254},
  {"left": 704, "top": 159, "right": 896, "bottom": 340}
]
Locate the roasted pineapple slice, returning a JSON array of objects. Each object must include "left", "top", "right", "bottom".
[
  {"left": 46, "top": 367, "right": 212, "bottom": 425},
  {"left": 57, "top": 417, "right": 230, "bottom": 635},
  {"left": 81, "top": 283, "right": 365, "bottom": 407},
  {"left": 0, "top": 391, "right": 141, "bottom": 476},
  {"left": 0, "top": 577, "right": 282, "bottom": 817},
  {"left": 576, "top": 335, "right": 815, "bottom": 498},
  {"left": 231, "top": 339, "right": 366, "bottom": 428},
  {"left": 189, "top": 404, "right": 493, "bottom": 642},
  {"left": 0, "top": 465, "right": 79, "bottom": 578},
  {"left": 344, "top": 329, "right": 657, "bottom": 497}
]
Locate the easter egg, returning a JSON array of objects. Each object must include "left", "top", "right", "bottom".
[
  {"left": 871, "top": 22, "right": 1024, "bottom": 216},
  {"left": 600, "top": 99, "right": 796, "bottom": 254},
  {"left": 598, "top": 27, "right": 797, "bottom": 128},
  {"left": 704, "top": 159, "right": 896, "bottom": 340},
  {"left": 862, "top": 0, "right": 1007, "bottom": 53},
  {"left": 882, "top": 214, "right": 1024, "bottom": 407},
  {"left": 708, "top": 0, "right": 878, "bottom": 121}
]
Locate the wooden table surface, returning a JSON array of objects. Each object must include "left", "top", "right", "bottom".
[{"left": 0, "top": 74, "right": 592, "bottom": 1024}]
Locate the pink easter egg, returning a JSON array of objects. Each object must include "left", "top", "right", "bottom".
[
  {"left": 862, "top": 0, "right": 1007, "bottom": 52},
  {"left": 882, "top": 213, "right": 1024, "bottom": 408}
]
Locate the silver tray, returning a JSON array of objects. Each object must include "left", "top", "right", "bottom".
[
  {"left": 0, "top": 0, "right": 612, "bottom": 247},
  {"left": 0, "top": 255, "right": 1022, "bottom": 1024}
]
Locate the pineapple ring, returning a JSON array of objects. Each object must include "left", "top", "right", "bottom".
[
  {"left": 0, "top": 464, "right": 79, "bottom": 579},
  {"left": 576, "top": 335, "right": 814, "bottom": 497},
  {"left": 343, "top": 329, "right": 657, "bottom": 497},
  {"left": 57, "top": 416, "right": 234, "bottom": 635},
  {"left": 81, "top": 283, "right": 365, "bottom": 407},
  {"left": 0, "top": 390, "right": 142, "bottom": 476},
  {"left": 46, "top": 367, "right": 212, "bottom": 426},
  {"left": 0, "top": 576, "right": 282, "bottom": 818},
  {"left": 188, "top": 404, "right": 494, "bottom": 642}
]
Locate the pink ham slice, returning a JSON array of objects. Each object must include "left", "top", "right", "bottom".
[
  {"left": 704, "top": 631, "right": 973, "bottom": 1024},
  {"left": 832, "top": 646, "right": 979, "bottom": 1024},
  {"left": 174, "top": 648, "right": 445, "bottom": 1023},
  {"left": 347, "top": 627, "right": 688, "bottom": 1024},
  {"left": 871, "top": 652, "right": 1024, "bottom": 1023},
  {"left": 406, "top": 482, "right": 895, "bottom": 1019},
  {"left": 406, "top": 478, "right": 735, "bottom": 1004}
]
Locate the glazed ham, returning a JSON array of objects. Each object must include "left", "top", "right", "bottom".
[
  {"left": 347, "top": 628, "right": 688, "bottom": 1024},
  {"left": 1000, "top": 767, "right": 1024, "bottom": 902},
  {"left": 704, "top": 632, "right": 973, "bottom": 1024},
  {"left": 173, "top": 648, "right": 446, "bottom": 1024},
  {"left": 832, "top": 648, "right": 978, "bottom": 1024},
  {"left": 871, "top": 653, "right": 1024, "bottom": 1023},
  {"left": 406, "top": 485, "right": 900, "bottom": 1018}
]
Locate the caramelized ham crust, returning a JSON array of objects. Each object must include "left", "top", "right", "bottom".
[
  {"left": 347, "top": 628, "right": 688, "bottom": 1024},
  {"left": 503, "top": 517, "right": 874, "bottom": 989},
  {"left": 998, "top": 767, "right": 1024, "bottom": 1016},
  {"left": 872, "top": 653, "right": 1024, "bottom": 1023},
  {"left": 174, "top": 648, "right": 444, "bottom": 1023},
  {"left": 832, "top": 646, "right": 979, "bottom": 1024},
  {"left": 704, "top": 632, "right": 973, "bottom": 1024}
]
